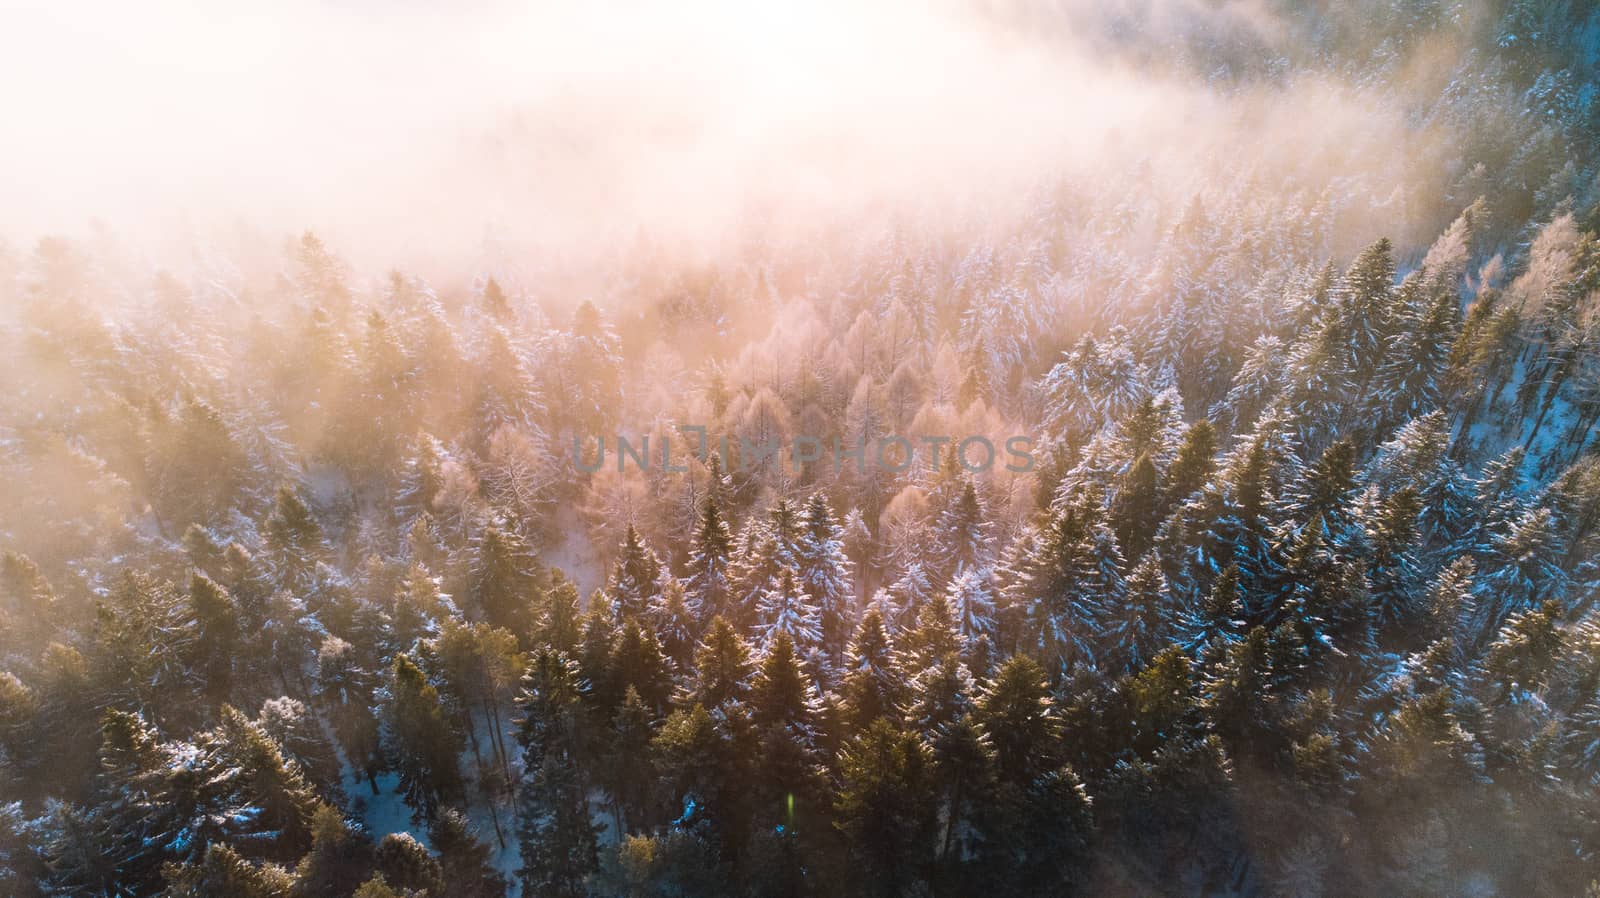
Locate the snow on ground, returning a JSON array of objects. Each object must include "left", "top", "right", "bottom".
[
  {"left": 544, "top": 503, "right": 603, "bottom": 597},
  {"left": 464, "top": 791, "right": 522, "bottom": 895},
  {"left": 346, "top": 771, "right": 424, "bottom": 848},
  {"left": 336, "top": 706, "right": 526, "bottom": 893}
]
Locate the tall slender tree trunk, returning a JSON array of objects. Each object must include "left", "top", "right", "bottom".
[
  {"left": 1523, "top": 393, "right": 1557, "bottom": 453},
  {"left": 485, "top": 788, "right": 507, "bottom": 850},
  {"left": 484, "top": 692, "right": 514, "bottom": 785}
]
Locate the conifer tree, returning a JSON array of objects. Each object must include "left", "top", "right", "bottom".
[
  {"left": 160, "top": 843, "right": 294, "bottom": 898},
  {"left": 541, "top": 574, "right": 583, "bottom": 656},
  {"left": 907, "top": 652, "right": 977, "bottom": 738},
  {"left": 291, "top": 805, "right": 374, "bottom": 898},
  {"left": 943, "top": 566, "right": 996, "bottom": 645},
  {"left": 1482, "top": 507, "right": 1567, "bottom": 627},
  {"left": 1279, "top": 439, "right": 1362, "bottom": 556},
  {"left": 351, "top": 876, "right": 400, "bottom": 898},
  {"left": 687, "top": 495, "right": 735, "bottom": 625},
  {"left": 756, "top": 567, "right": 822, "bottom": 656},
  {"left": 652, "top": 703, "right": 743, "bottom": 844},
  {"left": 1342, "top": 237, "right": 1398, "bottom": 395},
  {"left": 88, "top": 709, "right": 183, "bottom": 891},
  {"left": 934, "top": 482, "right": 989, "bottom": 583},
  {"left": 577, "top": 606, "right": 620, "bottom": 714},
  {"left": 256, "top": 697, "right": 343, "bottom": 799},
  {"left": 975, "top": 656, "right": 1092, "bottom": 895},
  {"left": 1371, "top": 287, "right": 1459, "bottom": 435},
  {"left": 902, "top": 591, "right": 961, "bottom": 676},
  {"left": 796, "top": 493, "right": 855, "bottom": 660},
  {"left": 264, "top": 486, "right": 327, "bottom": 592},
  {"left": 187, "top": 573, "right": 239, "bottom": 707},
  {"left": 608, "top": 524, "right": 662, "bottom": 624},
  {"left": 747, "top": 631, "right": 820, "bottom": 840},
  {"left": 469, "top": 525, "right": 539, "bottom": 645},
  {"left": 1468, "top": 447, "right": 1527, "bottom": 559},
  {"left": 750, "top": 632, "right": 815, "bottom": 736},
  {"left": 688, "top": 616, "right": 755, "bottom": 714},
  {"left": 1008, "top": 498, "right": 1117, "bottom": 675},
  {"left": 648, "top": 577, "right": 699, "bottom": 665},
  {"left": 316, "top": 636, "right": 383, "bottom": 790},
  {"left": 1161, "top": 418, "right": 1217, "bottom": 519},
  {"left": 1103, "top": 556, "right": 1174, "bottom": 674},
  {"left": 428, "top": 808, "right": 509, "bottom": 898},
  {"left": 433, "top": 620, "right": 520, "bottom": 837},
  {"left": 373, "top": 832, "right": 443, "bottom": 897},
  {"left": 1115, "top": 453, "right": 1161, "bottom": 561},
  {"left": 730, "top": 499, "right": 803, "bottom": 627},
  {"left": 481, "top": 276, "right": 511, "bottom": 320},
  {"left": 0, "top": 552, "right": 56, "bottom": 655},
  {"left": 515, "top": 649, "right": 598, "bottom": 898},
  {"left": 924, "top": 712, "right": 993, "bottom": 871},
  {"left": 833, "top": 720, "right": 938, "bottom": 896},
  {"left": 603, "top": 686, "right": 657, "bottom": 834},
  {"left": 1185, "top": 564, "right": 1246, "bottom": 652},
  {"left": 838, "top": 609, "right": 905, "bottom": 733},
  {"left": 610, "top": 619, "right": 672, "bottom": 715},
  {"left": 882, "top": 561, "right": 935, "bottom": 634},
  {"left": 976, "top": 655, "right": 1058, "bottom": 788},
  {"left": 1422, "top": 557, "right": 1477, "bottom": 647},
  {"left": 1203, "top": 626, "right": 1284, "bottom": 759},
  {"left": 1367, "top": 487, "right": 1423, "bottom": 634},
  {"left": 1480, "top": 600, "right": 1565, "bottom": 706},
  {"left": 384, "top": 655, "right": 463, "bottom": 824}
]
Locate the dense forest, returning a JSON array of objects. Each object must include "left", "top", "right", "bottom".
[{"left": 4, "top": 1, "right": 1600, "bottom": 896}]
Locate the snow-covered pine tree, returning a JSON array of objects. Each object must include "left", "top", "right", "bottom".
[
  {"left": 158, "top": 842, "right": 294, "bottom": 898},
  {"left": 1481, "top": 507, "right": 1568, "bottom": 628},
  {"left": 607, "top": 523, "right": 663, "bottom": 624},
  {"left": 757, "top": 567, "right": 822, "bottom": 657},
  {"left": 187, "top": 573, "right": 239, "bottom": 708},
  {"left": 729, "top": 499, "right": 803, "bottom": 631},
  {"left": 373, "top": 831, "right": 444, "bottom": 897},
  {"left": 903, "top": 591, "right": 963, "bottom": 676},
  {"left": 1368, "top": 284, "right": 1459, "bottom": 438},
  {"left": 1101, "top": 556, "right": 1175, "bottom": 675},
  {"left": 1366, "top": 487, "right": 1424, "bottom": 636},
  {"left": 796, "top": 493, "right": 854, "bottom": 661},
  {"left": 906, "top": 652, "right": 977, "bottom": 738},
  {"left": 943, "top": 565, "right": 997, "bottom": 646},
  {"left": 647, "top": 576, "right": 700, "bottom": 665},
  {"left": 934, "top": 481, "right": 990, "bottom": 584},
  {"left": 1183, "top": 563, "right": 1247, "bottom": 652},
  {"left": 883, "top": 561, "right": 935, "bottom": 633},
  {"left": 1214, "top": 334, "right": 1284, "bottom": 436},
  {"left": 837, "top": 608, "right": 905, "bottom": 733},
  {"left": 1010, "top": 497, "right": 1122, "bottom": 676},
  {"left": 264, "top": 485, "right": 328, "bottom": 594},
  {"left": 1422, "top": 556, "right": 1478, "bottom": 648},
  {"left": 255, "top": 696, "right": 343, "bottom": 799}
]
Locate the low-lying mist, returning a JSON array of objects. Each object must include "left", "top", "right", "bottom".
[{"left": 2, "top": 0, "right": 1466, "bottom": 288}]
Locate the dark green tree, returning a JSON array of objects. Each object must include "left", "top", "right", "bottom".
[{"left": 384, "top": 655, "right": 463, "bottom": 824}]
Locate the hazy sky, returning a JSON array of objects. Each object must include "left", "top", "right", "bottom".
[{"left": 0, "top": 1, "right": 1451, "bottom": 276}]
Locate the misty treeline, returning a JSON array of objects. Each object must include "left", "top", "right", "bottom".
[{"left": 3, "top": 1, "right": 1600, "bottom": 897}]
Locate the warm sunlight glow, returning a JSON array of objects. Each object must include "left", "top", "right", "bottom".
[{"left": 2, "top": 3, "right": 1598, "bottom": 897}]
